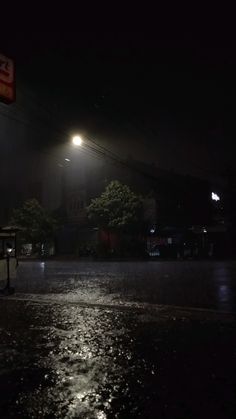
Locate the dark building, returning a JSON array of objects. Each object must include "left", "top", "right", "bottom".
[{"left": 52, "top": 154, "right": 228, "bottom": 257}]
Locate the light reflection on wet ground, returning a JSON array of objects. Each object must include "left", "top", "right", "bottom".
[
  {"left": 14, "top": 260, "right": 236, "bottom": 311},
  {"left": 0, "top": 300, "right": 235, "bottom": 418},
  {"left": 1, "top": 261, "right": 236, "bottom": 417}
]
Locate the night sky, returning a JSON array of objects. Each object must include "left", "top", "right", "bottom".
[{"left": 2, "top": 31, "right": 236, "bottom": 180}]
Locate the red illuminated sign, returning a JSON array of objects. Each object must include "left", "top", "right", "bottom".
[{"left": 0, "top": 53, "right": 15, "bottom": 103}]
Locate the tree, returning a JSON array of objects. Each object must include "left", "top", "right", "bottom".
[
  {"left": 10, "top": 199, "right": 57, "bottom": 254},
  {"left": 87, "top": 180, "right": 143, "bottom": 232},
  {"left": 87, "top": 180, "right": 142, "bottom": 253}
]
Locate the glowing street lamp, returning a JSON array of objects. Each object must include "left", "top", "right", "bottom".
[
  {"left": 72, "top": 135, "right": 82, "bottom": 146},
  {"left": 211, "top": 192, "right": 220, "bottom": 201}
]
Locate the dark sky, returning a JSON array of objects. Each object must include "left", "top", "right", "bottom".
[{"left": 2, "top": 31, "right": 236, "bottom": 180}]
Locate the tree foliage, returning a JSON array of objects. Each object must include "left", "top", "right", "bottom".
[
  {"left": 10, "top": 199, "right": 57, "bottom": 248},
  {"left": 87, "top": 180, "right": 143, "bottom": 231}
]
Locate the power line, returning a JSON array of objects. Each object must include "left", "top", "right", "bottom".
[
  {"left": 0, "top": 104, "right": 170, "bottom": 185},
  {"left": 2, "top": 83, "right": 153, "bottom": 167},
  {"left": 0, "top": 106, "right": 120, "bottom": 168},
  {"left": 1, "top": 87, "right": 210, "bottom": 185},
  {"left": 17, "top": 84, "right": 215, "bottom": 180},
  {"left": 0, "top": 100, "right": 124, "bottom": 164}
]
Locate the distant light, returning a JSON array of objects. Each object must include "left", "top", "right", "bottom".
[
  {"left": 6, "top": 243, "right": 13, "bottom": 254},
  {"left": 150, "top": 228, "right": 155, "bottom": 234},
  {"left": 212, "top": 192, "right": 220, "bottom": 201},
  {"left": 65, "top": 158, "right": 70, "bottom": 162},
  {"left": 72, "top": 135, "right": 82, "bottom": 146},
  {"left": 203, "top": 228, "right": 207, "bottom": 233}
]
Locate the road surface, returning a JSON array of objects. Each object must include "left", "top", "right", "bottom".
[
  {"left": 0, "top": 260, "right": 235, "bottom": 418},
  {"left": 12, "top": 260, "right": 236, "bottom": 311}
]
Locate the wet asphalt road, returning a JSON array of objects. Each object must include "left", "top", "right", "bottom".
[
  {"left": 0, "top": 260, "right": 236, "bottom": 418},
  {"left": 12, "top": 260, "right": 236, "bottom": 311}
]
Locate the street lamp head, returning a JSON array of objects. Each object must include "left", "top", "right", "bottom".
[
  {"left": 6, "top": 243, "right": 13, "bottom": 255},
  {"left": 72, "top": 135, "right": 82, "bottom": 146}
]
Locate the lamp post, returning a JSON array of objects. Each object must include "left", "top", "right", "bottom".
[
  {"left": 58, "top": 135, "right": 83, "bottom": 215},
  {"left": 5, "top": 244, "right": 15, "bottom": 295}
]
